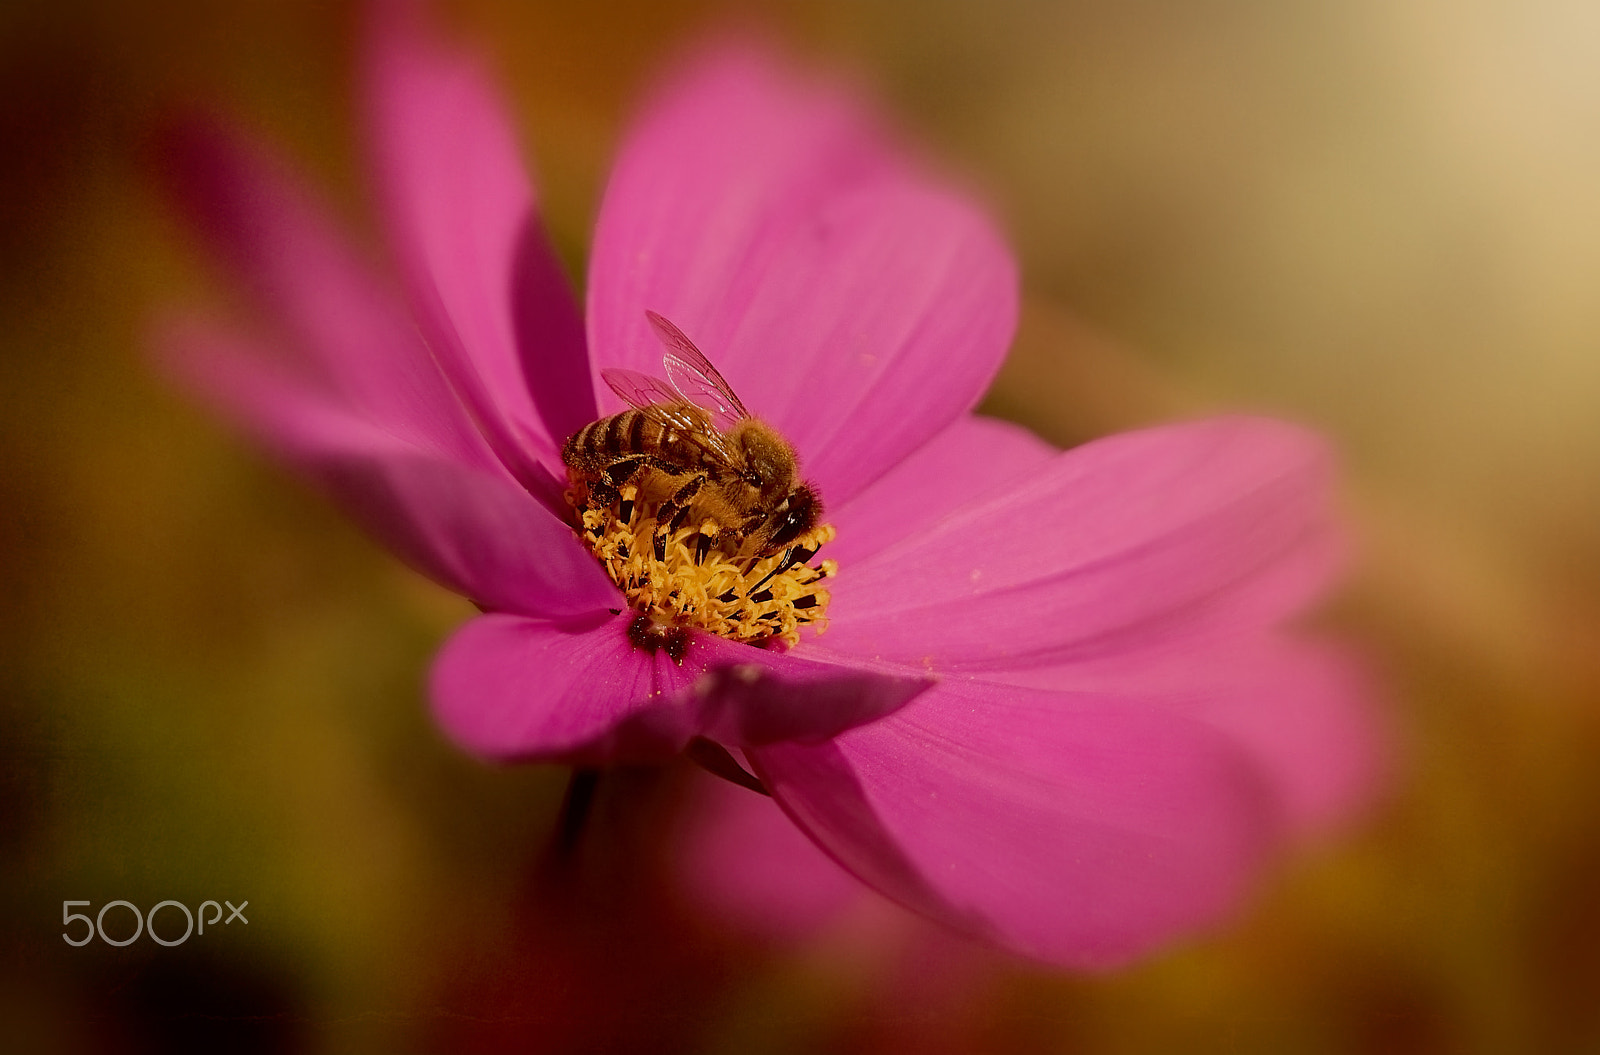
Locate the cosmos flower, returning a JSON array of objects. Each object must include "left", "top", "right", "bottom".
[
  {"left": 160, "top": 3, "right": 1382, "bottom": 968},
  {"left": 675, "top": 771, "right": 1002, "bottom": 1046}
]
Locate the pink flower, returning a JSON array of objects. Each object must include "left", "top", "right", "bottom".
[
  {"left": 160, "top": 4, "right": 1382, "bottom": 968},
  {"left": 677, "top": 769, "right": 922, "bottom": 947},
  {"left": 677, "top": 770, "right": 1001, "bottom": 1013}
]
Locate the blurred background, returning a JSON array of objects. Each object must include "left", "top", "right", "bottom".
[{"left": 4, "top": 0, "right": 1600, "bottom": 1051}]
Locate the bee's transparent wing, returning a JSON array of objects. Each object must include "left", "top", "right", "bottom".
[
  {"left": 602, "top": 367, "right": 683, "bottom": 412},
  {"left": 600, "top": 365, "right": 738, "bottom": 462},
  {"left": 646, "top": 310, "right": 751, "bottom": 429}
]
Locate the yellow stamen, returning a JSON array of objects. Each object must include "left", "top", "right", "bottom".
[{"left": 568, "top": 482, "right": 835, "bottom": 654}]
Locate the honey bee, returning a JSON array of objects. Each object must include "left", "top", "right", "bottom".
[{"left": 562, "top": 311, "right": 822, "bottom": 572}]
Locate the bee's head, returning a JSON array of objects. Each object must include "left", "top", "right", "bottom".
[{"left": 767, "top": 483, "right": 821, "bottom": 551}]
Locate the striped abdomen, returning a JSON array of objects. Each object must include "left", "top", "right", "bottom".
[{"left": 561, "top": 405, "right": 720, "bottom": 481}]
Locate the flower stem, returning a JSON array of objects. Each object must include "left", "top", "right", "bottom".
[{"left": 542, "top": 766, "right": 601, "bottom": 882}]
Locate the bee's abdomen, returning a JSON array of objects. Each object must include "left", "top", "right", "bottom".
[{"left": 562, "top": 410, "right": 702, "bottom": 474}]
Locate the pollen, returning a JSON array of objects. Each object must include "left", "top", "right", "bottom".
[{"left": 567, "top": 482, "right": 836, "bottom": 656}]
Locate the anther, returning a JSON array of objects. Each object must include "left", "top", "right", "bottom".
[{"left": 567, "top": 480, "right": 835, "bottom": 651}]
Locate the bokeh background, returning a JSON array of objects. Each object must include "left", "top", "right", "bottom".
[{"left": 5, "top": 0, "right": 1600, "bottom": 1051}]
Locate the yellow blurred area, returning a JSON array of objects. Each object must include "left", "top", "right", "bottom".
[{"left": 4, "top": 0, "right": 1600, "bottom": 1051}]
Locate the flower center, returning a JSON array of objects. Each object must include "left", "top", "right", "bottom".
[{"left": 567, "top": 480, "right": 836, "bottom": 660}]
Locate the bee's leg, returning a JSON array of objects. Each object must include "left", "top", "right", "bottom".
[
  {"left": 653, "top": 472, "right": 706, "bottom": 560},
  {"left": 605, "top": 458, "right": 652, "bottom": 521},
  {"left": 599, "top": 457, "right": 645, "bottom": 492},
  {"left": 747, "top": 543, "right": 818, "bottom": 595},
  {"left": 737, "top": 511, "right": 769, "bottom": 534},
  {"left": 588, "top": 457, "right": 644, "bottom": 512}
]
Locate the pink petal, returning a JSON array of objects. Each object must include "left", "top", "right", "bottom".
[
  {"left": 160, "top": 120, "right": 495, "bottom": 472},
  {"left": 362, "top": 2, "right": 591, "bottom": 483},
  {"left": 688, "top": 636, "right": 934, "bottom": 747},
  {"left": 823, "top": 417, "right": 1344, "bottom": 668},
  {"left": 676, "top": 774, "right": 867, "bottom": 942},
  {"left": 749, "top": 674, "right": 1278, "bottom": 969},
  {"left": 827, "top": 413, "right": 1056, "bottom": 566},
  {"left": 163, "top": 319, "right": 615, "bottom": 617},
  {"left": 995, "top": 633, "right": 1388, "bottom": 837},
  {"left": 429, "top": 614, "right": 931, "bottom": 762},
  {"left": 587, "top": 44, "right": 1017, "bottom": 505},
  {"left": 430, "top": 612, "right": 695, "bottom": 763}
]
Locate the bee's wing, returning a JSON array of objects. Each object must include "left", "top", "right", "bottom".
[
  {"left": 602, "top": 367, "right": 684, "bottom": 413},
  {"left": 646, "top": 310, "right": 751, "bottom": 430},
  {"left": 600, "top": 366, "right": 739, "bottom": 463}
]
